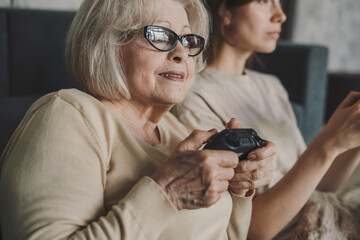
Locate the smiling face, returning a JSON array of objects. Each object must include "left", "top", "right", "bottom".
[
  {"left": 223, "top": 0, "right": 287, "bottom": 54},
  {"left": 120, "top": 0, "right": 196, "bottom": 107}
]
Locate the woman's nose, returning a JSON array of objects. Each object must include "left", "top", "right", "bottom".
[
  {"left": 271, "top": 3, "right": 287, "bottom": 24},
  {"left": 168, "top": 41, "right": 189, "bottom": 63}
]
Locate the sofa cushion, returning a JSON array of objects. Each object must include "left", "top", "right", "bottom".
[
  {"left": 0, "top": 95, "right": 40, "bottom": 154},
  {"left": 254, "top": 41, "right": 329, "bottom": 144},
  {"left": 7, "top": 9, "right": 76, "bottom": 96},
  {"left": 0, "top": 9, "right": 9, "bottom": 98}
]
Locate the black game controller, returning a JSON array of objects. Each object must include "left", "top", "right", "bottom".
[{"left": 203, "top": 128, "right": 264, "bottom": 160}]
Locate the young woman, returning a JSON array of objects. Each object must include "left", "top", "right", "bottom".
[{"left": 172, "top": 0, "right": 360, "bottom": 239}]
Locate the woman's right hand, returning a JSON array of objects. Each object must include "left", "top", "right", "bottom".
[
  {"left": 320, "top": 91, "right": 360, "bottom": 156},
  {"left": 151, "top": 129, "right": 238, "bottom": 210}
]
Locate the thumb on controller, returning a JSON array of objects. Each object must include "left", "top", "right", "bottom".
[{"left": 226, "top": 118, "right": 241, "bottom": 129}]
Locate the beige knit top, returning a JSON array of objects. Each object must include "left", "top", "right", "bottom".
[
  {"left": 172, "top": 67, "right": 307, "bottom": 190},
  {"left": 0, "top": 89, "right": 253, "bottom": 240}
]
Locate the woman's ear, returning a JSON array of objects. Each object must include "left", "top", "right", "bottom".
[
  {"left": 218, "top": 2, "right": 232, "bottom": 26},
  {"left": 217, "top": 2, "right": 236, "bottom": 46},
  {"left": 223, "top": 10, "right": 232, "bottom": 26}
]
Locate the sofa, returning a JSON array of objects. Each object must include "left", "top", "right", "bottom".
[
  {"left": 0, "top": 8, "right": 329, "bottom": 155},
  {"left": 253, "top": 41, "right": 329, "bottom": 144},
  {"left": 0, "top": 8, "right": 76, "bottom": 155}
]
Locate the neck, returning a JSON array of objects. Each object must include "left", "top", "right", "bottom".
[
  {"left": 101, "top": 98, "right": 171, "bottom": 145},
  {"left": 209, "top": 42, "right": 252, "bottom": 75}
]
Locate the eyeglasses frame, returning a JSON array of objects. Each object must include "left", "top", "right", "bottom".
[{"left": 143, "top": 25, "right": 205, "bottom": 57}]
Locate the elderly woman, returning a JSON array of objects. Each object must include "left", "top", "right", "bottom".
[{"left": 0, "top": 0, "right": 276, "bottom": 239}]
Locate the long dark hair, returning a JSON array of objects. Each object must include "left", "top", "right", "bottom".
[{"left": 204, "top": 0, "right": 257, "bottom": 67}]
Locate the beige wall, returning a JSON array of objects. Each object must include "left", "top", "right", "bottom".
[
  {"left": 0, "top": 0, "right": 10, "bottom": 7},
  {"left": 12, "top": 0, "right": 82, "bottom": 10},
  {"left": 292, "top": 0, "right": 360, "bottom": 73}
]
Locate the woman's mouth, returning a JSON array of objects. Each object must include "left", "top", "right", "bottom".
[
  {"left": 159, "top": 71, "right": 185, "bottom": 82},
  {"left": 268, "top": 32, "right": 281, "bottom": 39}
]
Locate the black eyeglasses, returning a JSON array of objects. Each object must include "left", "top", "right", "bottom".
[{"left": 143, "top": 25, "right": 205, "bottom": 57}]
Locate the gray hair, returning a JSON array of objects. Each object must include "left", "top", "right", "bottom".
[{"left": 65, "top": 0, "right": 210, "bottom": 100}]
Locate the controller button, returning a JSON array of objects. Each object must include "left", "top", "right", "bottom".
[{"left": 247, "top": 129, "right": 256, "bottom": 135}]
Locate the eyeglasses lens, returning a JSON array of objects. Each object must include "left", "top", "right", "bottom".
[
  {"left": 182, "top": 35, "right": 201, "bottom": 56},
  {"left": 146, "top": 26, "right": 204, "bottom": 56},
  {"left": 149, "top": 29, "right": 175, "bottom": 50}
]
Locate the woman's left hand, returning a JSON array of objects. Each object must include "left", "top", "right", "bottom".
[{"left": 225, "top": 118, "right": 277, "bottom": 197}]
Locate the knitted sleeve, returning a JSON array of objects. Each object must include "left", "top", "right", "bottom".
[{"left": 0, "top": 94, "right": 177, "bottom": 240}]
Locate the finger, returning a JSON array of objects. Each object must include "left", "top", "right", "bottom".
[
  {"left": 336, "top": 91, "right": 360, "bottom": 109},
  {"left": 229, "top": 176, "right": 271, "bottom": 190},
  {"left": 247, "top": 141, "right": 277, "bottom": 160},
  {"left": 225, "top": 118, "right": 241, "bottom": 129},
  {"left": 178, "top": 150, "right": 237, "bottom": 169},
  {"left": 216, "top": 167, "right": 235, "bottom": 181},
  {"left": 232, "top": 165, "right": 271, "bottom": 182},
  {"left": 350, "top": 99, "right": 360, "bottom": 113},
  {"left": 177, "top": 129, "right": 218, "bottom": 152},
  {"left": 201, "top": 150, "right": 238, "bottom": 168},
  {"left": 236, "top": 157, "right": 272, "bottom": 172}
]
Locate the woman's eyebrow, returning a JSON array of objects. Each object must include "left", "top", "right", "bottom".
[{"left": 154, "top": 20, "right": 191, "bottom": 31}]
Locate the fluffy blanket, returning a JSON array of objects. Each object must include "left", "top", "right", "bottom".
[{"left": 291, "top": 189, "right": 360, "bottom": 240}]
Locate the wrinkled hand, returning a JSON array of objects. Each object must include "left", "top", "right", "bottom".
[
  {"left": 225, "top": 118, "right": 276, "bottom": 197},
  {"left": 321, "top": 91, "right": 360, "bottom": 155},
  {"left": 229, "top": 141, "right": 276, "bottom": 196},
  {"left": 151, "top": 129, "right": 238, "bottom": 210}
]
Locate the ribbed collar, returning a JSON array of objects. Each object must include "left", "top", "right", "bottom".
[{"left": 200, "top": 66, "right": 251, "bottom": 83}]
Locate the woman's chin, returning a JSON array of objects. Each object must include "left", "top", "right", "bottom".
[
  {"left": 158, "top": 95, "right": 186, "bottom": 107},
  {"left": 258, "top": 45, "right": 277, "bottom": 54},
  {"left": 170, "top": 97, "right": 186, "bottom": 105}
]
